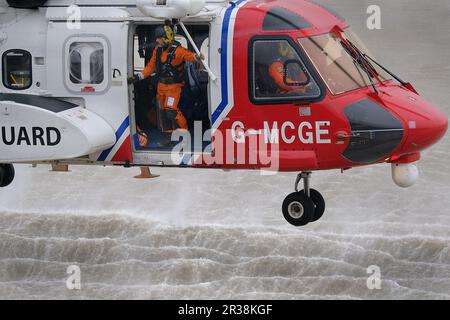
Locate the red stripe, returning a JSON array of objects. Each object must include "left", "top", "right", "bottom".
[{"left": 111, "top": 135, "right": 133, "bottom": 162}]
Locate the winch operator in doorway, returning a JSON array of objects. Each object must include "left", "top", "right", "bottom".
[{"left": 129, "top": 23, "right": 203, "bottom": 132}]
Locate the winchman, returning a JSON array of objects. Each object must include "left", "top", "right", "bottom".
[
  {"left": 268, "top": 42, "right": 308, "bottom": 95},
  {"left": 128, "top": 23, "right": 202, "bottom": 132}
]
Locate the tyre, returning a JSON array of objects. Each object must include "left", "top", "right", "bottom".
[
  {"left": 0, "top": 164, "right": 15, "bottom": 188},
  {"left": 304, "top": 189, "right": 326, "bottom": 222},
  {"left": 282, "top": 192, "right": 314, "bottom": 227}
]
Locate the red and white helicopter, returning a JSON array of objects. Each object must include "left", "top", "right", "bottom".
[{"left": 0, "top": 0, "right": 447, "bottom": 226}]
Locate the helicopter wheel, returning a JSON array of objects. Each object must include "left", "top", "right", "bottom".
[
  {"left": 0, "top": 164, "right": 15, "bottom": 188},
  {"left": 302, "top": 188, "right": 325, "bottom": 223},
  {"left": 282, "top": 192, "right": 314, "bottom": 227}
]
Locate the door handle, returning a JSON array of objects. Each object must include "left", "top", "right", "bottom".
[
  {"left": 336, "top": 131, "right": 351, "bottom": 139},
  {"left": 113, "top": 68, "right": 122, "bottom": 78}
]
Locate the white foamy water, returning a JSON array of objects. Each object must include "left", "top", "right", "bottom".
[{"left": 0, "top": 0, "right": 449, "bottom": 299}]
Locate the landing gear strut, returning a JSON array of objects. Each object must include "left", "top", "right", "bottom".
[
  {"left": 282, "top": 172, "right": 325, "bottom": 227},
  {"left": 0, "top": 164, "right": 15, "bottom": 188}
]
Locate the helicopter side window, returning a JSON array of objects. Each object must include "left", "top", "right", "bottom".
[
  {"left": 2, "top": 49, "right": 32, "bottom": 90},
  {"left": 250, "top": 39, "right": 321, "bottom": 104},
  {"left": 69, "top": 42, "right": 104, "bottom": 85},
  {"left": 65, "top": 37, "right": 109, "bottom": 94}
]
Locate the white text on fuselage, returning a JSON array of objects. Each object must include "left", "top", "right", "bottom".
[{"left": 232, "top": 121, "right": 332, "bottom": 144}]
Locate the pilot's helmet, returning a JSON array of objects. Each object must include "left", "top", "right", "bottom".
[
  {"left": 278, "top": 41, "right": 290, "bottom": 57},
  {"left": 155, "top": 25, "right": 174, "bottom": 44}
]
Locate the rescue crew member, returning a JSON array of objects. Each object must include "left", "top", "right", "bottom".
[
  {"left": 268, "top": 42, "right": 308, "bottom": 95},
  {"left": 128, "top": 23, "right": 203, "bottom": 131}
]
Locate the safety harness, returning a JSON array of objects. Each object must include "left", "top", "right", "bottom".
[{"left": 155, "top": 42, "right": 185, "bottom": 85}]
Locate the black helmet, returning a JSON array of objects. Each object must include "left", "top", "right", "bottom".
[{"left": 154, "top": 26, "right": 166, "bottom": 38}]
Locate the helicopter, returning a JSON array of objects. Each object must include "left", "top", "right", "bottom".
[{"left": 0, "top": 0, "right": 447, "bottom": 226}]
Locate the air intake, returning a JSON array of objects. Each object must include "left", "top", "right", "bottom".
[{"left": 6, "top": 0, "right": 47, "bottom": 9}]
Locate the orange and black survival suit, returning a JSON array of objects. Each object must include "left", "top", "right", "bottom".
[{"left": 129, "top": 24, "right": 199, "bottom": 131}]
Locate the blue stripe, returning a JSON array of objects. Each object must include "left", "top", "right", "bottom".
[
  {"left": 211, "top": 0, "right": 245, "bottom": 125},
  {"left": 98, "top": 116, "right": 130, "bottom": 161},
  {"left": 133, "top": 132, "right": 140, "bottom": 150}
]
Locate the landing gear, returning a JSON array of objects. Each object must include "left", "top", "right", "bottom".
[
  {"left": 282, "top": 192, "right": 314, "bottom": 226},
  {"left": 0, "top": 164, "right": 15, "bottom": 188},
  {"left": 282, "top": 172, "right": 326, "bottom": 227}
]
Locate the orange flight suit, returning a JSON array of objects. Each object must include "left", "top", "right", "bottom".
[
  {"left": 268, "top": 60, "right": 307, "bottom": 94},
  {"left": 141, "top": 44, "right": 198, "bottom": 130}
]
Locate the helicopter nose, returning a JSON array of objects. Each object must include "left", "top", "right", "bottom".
[
  {"left": 431, "top": 111, "right": 448, "bottom": 141},
  {"left": 405, "top": 106, "right": 448, "bottom": 152}
]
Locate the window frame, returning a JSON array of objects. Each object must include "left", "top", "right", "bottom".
[
  {"left": 248, "top": 35, "right": 326, "bottom": 105},
  {"left": 64, "top": 35, "right": 110, "bottom": 94},
  {"left": 283, "top": 59, "right": 311, "bottom": 87},
  {"left": 2, "top": 49, "right": 33, "bottom": 91}
]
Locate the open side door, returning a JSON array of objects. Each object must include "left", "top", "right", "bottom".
[{"left": 129, "top": 23, "right": 213, "bottom": 166}]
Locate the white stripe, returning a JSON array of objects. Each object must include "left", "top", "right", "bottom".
[
  {"left": 105, "top": 128, "right": 130, "bottom": 162},
  {"left": 212, "top": 0, "right": 249, "bottom": 129}
]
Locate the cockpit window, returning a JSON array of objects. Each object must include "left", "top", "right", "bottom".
[
  {"left": 263, "top": 6, "right": 311, "bottom": 31},
  {"left": 299, "top": 29, "right": 391, "bottom": 95},
  {"left": 250, "top": 39, "right": 322, "bottom": 104},
  {"left": 2, "top": 49, "right": 32, "bottom": 90}
]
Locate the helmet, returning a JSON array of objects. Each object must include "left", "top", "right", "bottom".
[
  {"left": 278, "top": 41, "right": 290, "bottom": 57},
  {"left": 155, "top": 25, "right": 174, "bottom": 44}
]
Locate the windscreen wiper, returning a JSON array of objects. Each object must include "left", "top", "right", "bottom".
[
  {"left": 364, "top": 52, "right": 418, "bottom": 94},
  {"left": 346, "top": 39, "right": 416, "bottom": 93},
  {"left": 341, "top": 39, "right": 379, "bottom": 94},
  {"left": 362, "top": 54, "right": 407, "bottom": 87}
]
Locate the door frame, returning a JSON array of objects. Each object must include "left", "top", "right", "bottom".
[{"left": 128, "top": 22, "right": 214, "bottom": 167}]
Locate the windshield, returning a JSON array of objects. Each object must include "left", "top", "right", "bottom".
[{"left": 299, "top": 29, "right": 391, "bottom": 95}]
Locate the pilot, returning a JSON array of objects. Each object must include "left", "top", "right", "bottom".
[
  {"left": 268, "top": 42, "right": 308, "bottom": 95},
  {"left": 129, "top": 23, "right": 203, "bottom": 132}
]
